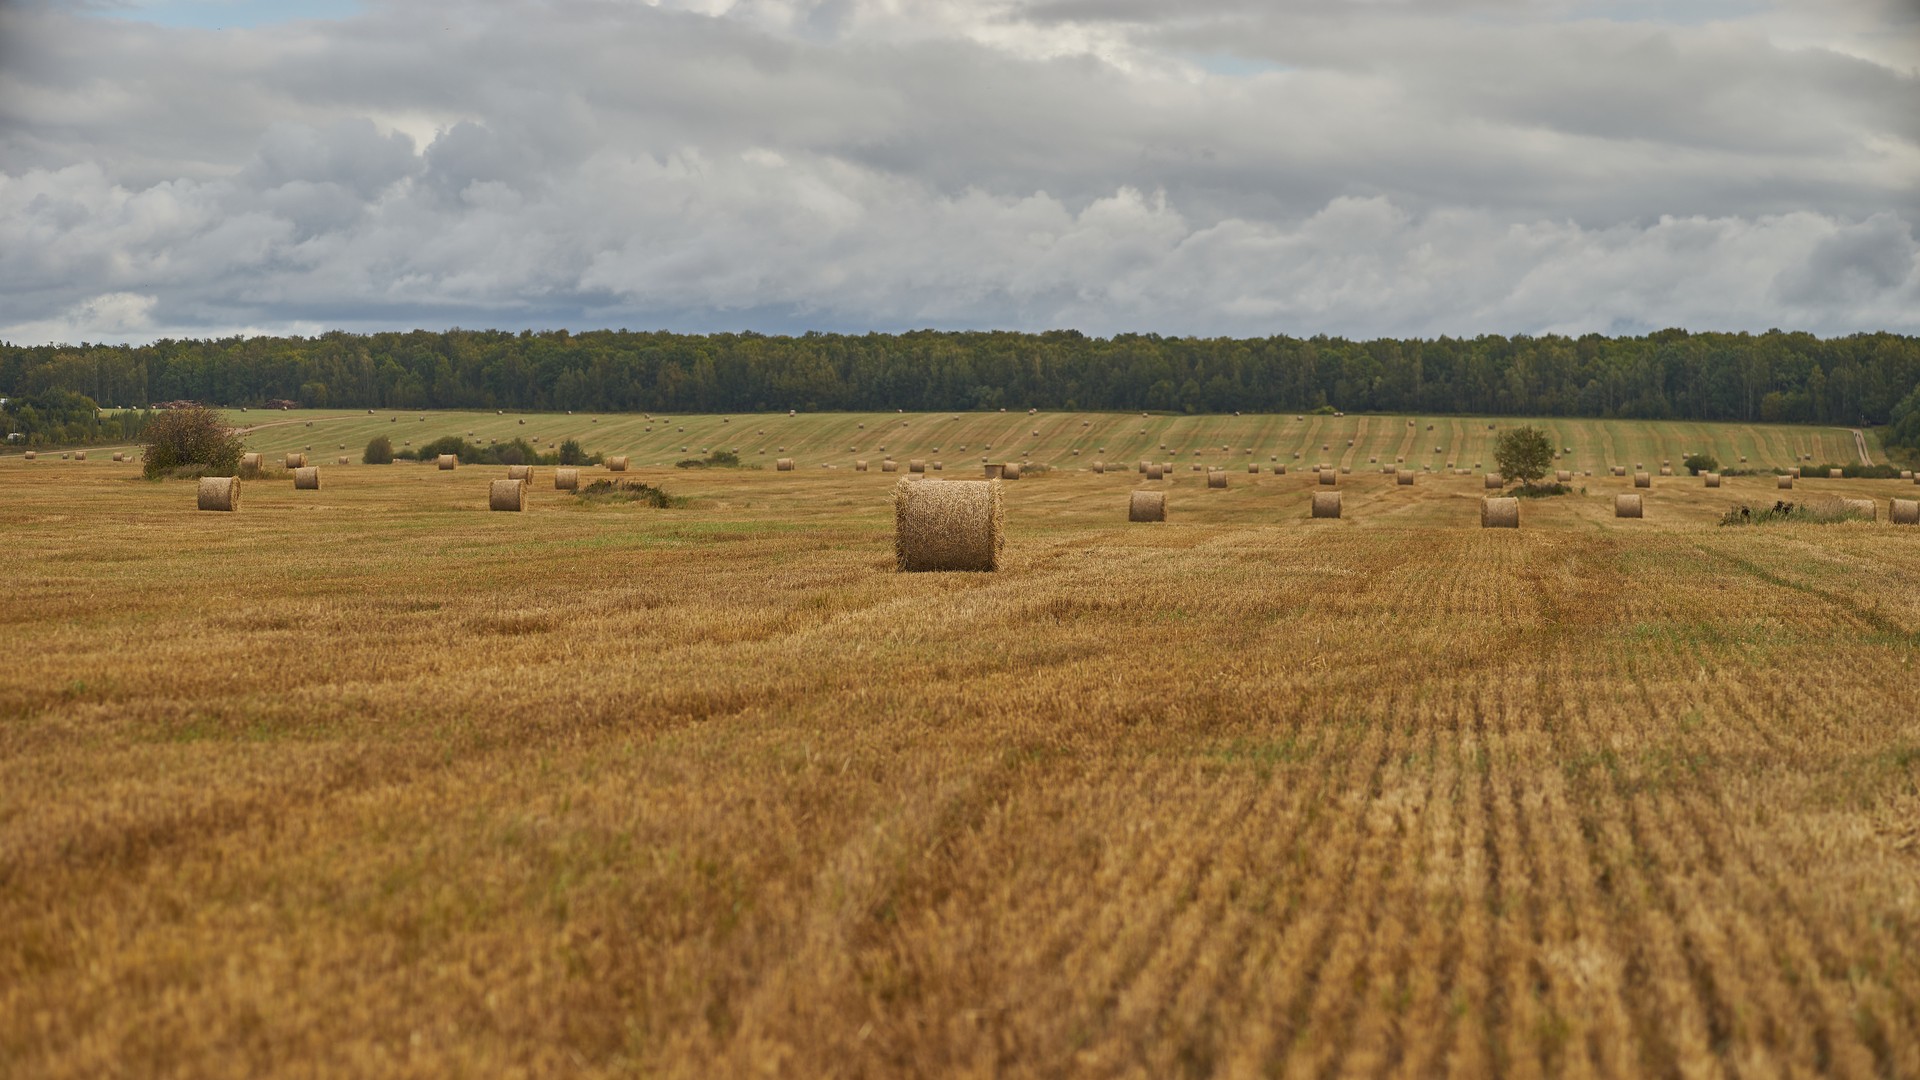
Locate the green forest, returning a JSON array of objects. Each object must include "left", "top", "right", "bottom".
[{"left": 6, "top": 328, "right": 1920, "bottom": 451}]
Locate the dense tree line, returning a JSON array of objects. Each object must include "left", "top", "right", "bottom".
[
  {"left": 4, "top": 329, "right": 1918, "bottom": 435},
  {"left": 1, "top": 388, "right": 152, "bottom": 447}
]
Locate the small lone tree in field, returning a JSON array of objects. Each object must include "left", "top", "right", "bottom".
[
  {"left": 1493, "top": 425, "right": 1554, "bottom": 489},
  {"left": 142, "top": 405, "right": 243, "bottom": 479},
  {"left": 1683, "top": 452, "right": 1720, "bottom": 475},
  {"left": 363, "top": 435, "right": 394, "bottom": 464}
]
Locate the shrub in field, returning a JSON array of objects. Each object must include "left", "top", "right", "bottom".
[
  {"left": 1800, "top": 462, "right": 1902, "bottom": 479},
  {"left": 363, "top": 435, "right": 395, "bottom": 464},
  {"left": 676, "top": 449, "right": 743, "bottom": 469},
  {"left": 1511, "top": 482, "right": 1572, "bottom": 499},
  {"left": 571, "top": 480, "right": 684, "bottom": 507},
  {"left": 1719, "top": 500, "right": 1872, "bottom": 526},
  {"left": 1683, "top": 453, "right": 1721, "bottom": 475},
  {"left": 557, "top": 439, "right": 601, "bottom": 466},
  {"left": 142, "top": 406, "right": 243, "bottom": 480},
  {"left": 1493, "top": 426, "right": 1554, "bottom": 488}
]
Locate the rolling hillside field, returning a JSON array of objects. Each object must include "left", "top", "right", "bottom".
[{"left": 3, "top": 415, "right": 1919, "bottom": 1076}]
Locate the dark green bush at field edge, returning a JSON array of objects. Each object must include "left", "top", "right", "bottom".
[
  {"left": 142, "top": 406, "right": 243, "bottom": 479},
  {"left": 363, "top": 435, "right": 394, "bottom": 464}
]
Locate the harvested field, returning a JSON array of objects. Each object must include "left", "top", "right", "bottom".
[{"left": 3, "top": 421, "right": 1920, "bottom": 1077}]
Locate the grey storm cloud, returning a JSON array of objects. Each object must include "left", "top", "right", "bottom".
[{"left": 0, "top": 0, "right": 1915, "bottom": 344}]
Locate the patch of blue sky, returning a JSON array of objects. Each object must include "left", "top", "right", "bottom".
[{"left": 92, "top": 0, "right": 361, "bottom": 29}]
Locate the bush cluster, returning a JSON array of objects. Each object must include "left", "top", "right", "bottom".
[{"left": 141, "top": 406, "right": 243, "bottom": 479}]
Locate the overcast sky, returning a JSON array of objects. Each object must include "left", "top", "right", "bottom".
[{"left": 2, "top": 0, "right": 1916, "bottom": 344}]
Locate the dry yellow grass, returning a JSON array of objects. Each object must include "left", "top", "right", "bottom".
[{"left": 3, "top": 459, "right": 1920, "bottom": 1077}]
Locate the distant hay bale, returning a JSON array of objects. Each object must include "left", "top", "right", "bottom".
[
  {"left": 1138, "top": 460, "right": 1150, "bottom": 474},
  {"left": 776, "top": 458, "right": 795, "bottom": 471},
  {"left": 1093, "top": 461, "right": 1105, "bottom": 474},
  {"left": 909, "top": 459, "right": 926, "bottom": 473},
  {"left": 1146, "top": 464, "right": 1163, "bottom": 479},
  {"left": 1615, "top": 493, "right": 1643, "bottom": 518},
  {"left": 1208, "top": 470, "right": 1227, "bottom": 489},
  {"left": 1634, "top": 472, "right": 1651, "bottom": 488},
  {"left": 438, "top": 454, "right": 458, "bottom": 470},
  {"left": 1484, "top": 473, "right": 1502, "bottom": 489},
  {"left": 1129, "top": 490, "right": 1166, "bottom": 522},
  {"left": 606, "top": 456, "right": 628, "bottom": 472},
  {"left": 1891, "top": 498, "right": 1919, "bottom": 525},
  {"left": 895, "top": 478, "right": 1002, "bottom": 571},
  {"left": 1788, "top": 467, "right": 1801, "bottom": 478},
  {"left": 1840, "top": 497, "right": 1876, "bottom": 520},
  {"left": 1739, "top": 455, "right": 1747, "bottom": 462},
  {"left": 337, "top": 456, "right": 350, "bottom": 465},
  {"left": 197, "top": 476, "right": 239, "bottom": 511},
  {"left": 1778, "top": 475, "right": 1794, "bottom": 489},
  {"left": 932, "top": 461, "right": 943, "bottom": 471},
  {"left": 1311, "top": 491, "right": 1342, "bottom": 518},
  {"left": 985, "top": 463, "right": 1003, "bottom": 478},
  {"left": 22, "top": 451, "right": 35, "bottom": 461},
  {"left": 293, "top": 466, "right": 321, "bottom": 490},
  {"left": 1273, "top": 464, "right": 1287, "bottom": 475},
  {"left": 881, "top": 459, "right": 898, "bottom": 472},
  {"left": 1704, "top": 473, "right": 1721, "bottom": 487},
  {"left": 1340, "top": 466, "right": 1351, "bottom": 475},
  {"left": 1611, "top": 466, "right": 1626, "bottom": 476},
  {"left": 1192, "top": 464, "right": 1203, "bottom": 472},
  {"left": 507, "top": 465, "right": 533, "bottom": 480},
  {"left": 1659, "top": 466, "right": 1673, "bottom": 476},
  {"left": 1481, "top": 496, "right": 1519, "bottom": 529},
  {"left": 285, "top": 453, "right": 307, "bottom": 469},
  {"left": 1003, "top": 463, "right": 1022, "bottom": 480},
  {"left": 1556, "top": 470, "right": 1571, "bottom": 482},
  {"left": 1319, "top": 470, "right": 1336, "bottom": 486},
  {"left": 489, "top": 478, "right": 526, "bottom": 512},
  {"left": 1397, "top": 472, "right": 1414, "bottom": 485},
  {"left": 239, "top": 452, "right": 262, "bottom": 477},
  {"left": 1247, "top": 463, "right": 1258, "bottom": 473},
  {"left": 1829, "top": 468, "right": 1844, "bottom": 479},
  {"left": 856, "top": 460, "right": 869, "bottom": 471},
  {"left": 1384, "top": 464, "right": 1398, "bottom": 474},
  {"left": 112, "top": 452, "right": 123, "bottom": 461},
  {"left": 554, "top": 467, "right": 579, "bottom": 490}
]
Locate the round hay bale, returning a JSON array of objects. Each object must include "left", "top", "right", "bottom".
[
  {"left": 984, "top": 463, "right": 1003, "bottom": 479},
  {"left": 1273, "top": 464, "right": 1287, "bottom": 475},
  {"left": 1319, "top": 470, "right": 1336, "bottom": 486},
  {"left": 1789, "top": 467, "right": 1801, "bottom": 478},
  {"left": 507, "top": 465, "right": 533, "bottom": 481},
  {"left": 1902, "top": 470, "right": 1913, "bottom": 480},
  {"left": 1556, "top": 470, "right": 1571, "bottom": 482},
  {"left": 438, "top": 454, "right": 458, "bottom": 471},
  {"left": 285, "top": 453, "right": 307, "bottom": 469},
  {"left": 197, "top": 476, "right": 239, "bottom": 512},
  {"left": 776, "top": 458, "right": 795, "bottom": 471},
  {"left": 1634, "top": 472, "right": 1651, "bottom": 488},
  {"left": 554, "top": 467, "right": 579, "bottom": 490},
  {"left": 1384, "top": 464, "right": 1398, "bottom": 475},
  {"left": 895, "top": 478, "right": 1002, "bottom": 571},
  {"left": 1092, "top": 461, "right": 1105, "bottom": 474},
  {"left": 1397, "top": 472, "right": 1414, "bottom": 485},
  {"left": 1615, "top": 493, "right": 1643, "bottom": 518},
  {"left": 22, "top": 451, "right": 35, "bottom": 461},
  {"left": 1829, "top": 468, "right": 1844, "bottom": 479},
  {"left": 1208, "top": 470, "right": 1228, "bottom": 489},
  {"left": 856, "top": 460, "right": 870, "bottom": 471},
  {"left": 294, "top": 466, "right": 321, "bottom": 490},
  {"left": 112, "top": 452, "right": 124, "bottom": 462},
  {"left": 1481, "top": 496, "right": 1520, "bottom": 529},
  {"left": 881, "top": 459, "right": 898, "bottom": 473},
  {"left": 1191, "top": 464, "right": 1203, "bottom": 473},
  {"left": 1659, "top": 465, "right": 1673, "bottom": 476},
  {"left": 1146, "top": 464, "right": 1163, "bottom": 480},
  {"left": 1704, "top": 473, "right": 1721, "bottom": 488},
  {"left": 489, "top": 478, "right": 526, "bottom": 512},
  {"left": 1841, "top": 498, "right": 1876, "bottom": 520},
  {"left": 1340, "top": 466, "right": 1352, "bottom": 475},
  {"left": 1129, "top": 490, "right": 1166, "bottom": 522},
  {"left": 1311, "top": 491, "right": 1342, "bottom": 518},
  {"left": 1890, "top": 498, "right": 1919, "bottom": 525},
  {"left": 1247, "top": 463, "right": 1259, "bottom": 474},
  {"left": 932, "top": 461, "right": 944, "bottom": 471},
  {"left": 909, "top": 459, "right": 926, "bottom": 473},
  {"left": 606, "top": 456, "right": 628, "bottom": 472},
  {"left": 1484, "top": 473, "right": 1502, "bottom": 489},
  {"left": 1611, "top": 466, "right": 1626, "bottom": 477},
  {"left": 1778, "top": 474, "right": 1795, "bottom": 489},
  {"left": 239, "top": 452, "right": 262, "bottom": 477},
  {"left": 337, "top": 456, "right": 350, "bottom": 465},
  {"left": 1003, "top": 463, "right": 1022, "bottom": 480}
]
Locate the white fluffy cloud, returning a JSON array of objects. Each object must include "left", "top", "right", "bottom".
[{"left": 0, "top": 0, "right": 1914, "bottom": 342}]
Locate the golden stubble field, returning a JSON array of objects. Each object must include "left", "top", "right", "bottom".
[{"left": 3, "top": 453, "right": 1919, "bottom": 1078}]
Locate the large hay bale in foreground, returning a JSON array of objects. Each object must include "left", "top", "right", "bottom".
[
  {"left": 554, "top": 467, "right": 579, "bottom": 490},
  {"left": 1397, "top": 472, "right": 1414, "bottom": 486},
  {"left": 489, "top": 478, "right": 526, "bottom": 512},
  {"left": 1129, "top": 490, "right": 1166, "bottom": 522},
  {"left": 293, "top": 466, "right": 321, "bottom": 490},
  {"left": 895, "top": 478, "right": 1002, "bottom": 571},
  {"left": 437, "top": 454, "right": 458, "bottom": 470},
  {"left": 1208, "top": 470, "right": 1227, "bottom": 489},
  {"left": 1615, "top": 493, "right": 1643, "bottom": 518},
  {"left": 1484, "top": 473, "right": 1502, "bottom": 489},
  {"left": 1704, "top": 473, "right": 1721, "bottom": 488},
  {"left": 606, "top": 456, "right": 628, "bottom": 472},
  {"left": 197, "top": 476, "right": 239, "bottom": 512},
  {"left": 1779, "top": 475, "right": 1794, "bottom": 489},
  {"left": 1634, "top": 472, "right": 1651, "bottom": 488},
  {"left": 776, "top": 458, "right": 795, "bottom": 471},
  {"left": 1891, "top": 498, "right": 1919, "bottom": 525},
  {"left": 1319, "top": 470, "right": 1336, "bottom": 486},
  {"left": 1311, "top": 491, "right": 1342, "bottom": 518},
  {"left": 507, "top": 465, "right": 533, "bottom": 481},
  {"left": 1840, "top": 498, "right": 1876, "bottom": 520},
  {"left": 1481, "top": 496, "right": 1519, "bottom": 529}
]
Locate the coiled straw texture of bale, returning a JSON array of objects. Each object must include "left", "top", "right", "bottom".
[
  {"left": 1481, "top": 497, "right": 1520, "bottom": 528},
  {"left": 1312, "top": 491, "right": 1342, "bottom": 518},
  {"left": 507, "top": 465, "right": 533, "bottom": 481},
  {"left": 554, "top": 468, "right": 579, "bottom": 490},
  {"left": 1891, "top": 498, "right": 1919, "bottom": 525},
  {"left": 489, "top": 479, "right": 526, "bottom": 512},
  {"left": 1615, "top": 494, "right": 1643, "bottom": 518},
  {"left": 197, "top": 476, "right": 239, "bottom": 512},
  {"left": 606, "top": 456, "right": 628, "bottom": 472},
  {"left": 438, "top": 454, "right": 458, "bottom": 471},
  {"left": 293, "top": 467, "right": 321, "bottom": 490},
  {"left": 895, "top": 478, "right": 1002, "bottom": 572},
  {"left": 1129, "top": 490, "right": 1166, "bottom": 522}
]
